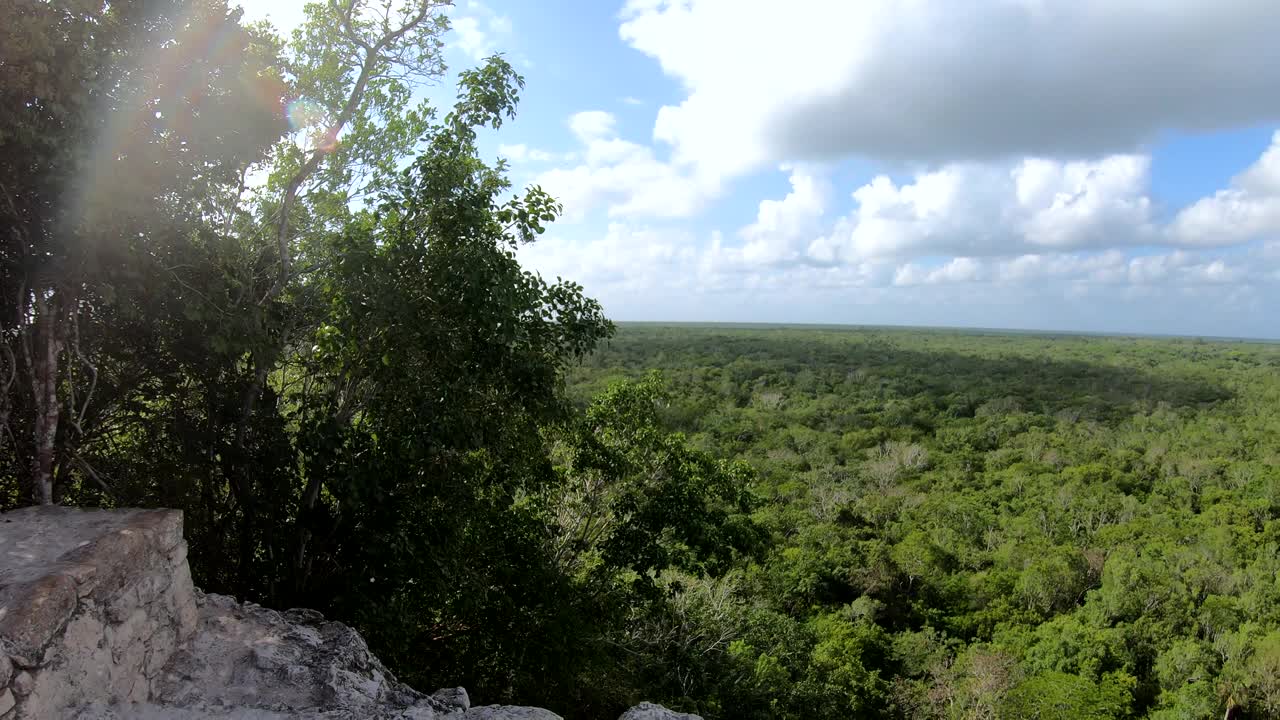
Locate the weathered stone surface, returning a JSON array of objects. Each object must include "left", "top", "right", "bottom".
[
  {"left": 9, "top": 672, "right": 31, "bottom": 696},
  {"left": 2, "top": 508, "right": 699, "bottom": 720},
  {"left": 132, "top": 590, "right": 455, "bottom": 718},
  {"left": 0, "top": 507, "right": 196, "bottom": 719},
  {"left": 433, "top": 687, "right": 470, "bottom": 712},
  {"left": 618, "top": 702, "right": 704, "bottom": 720},
  {"left": 463, "top": 706, "right": 563, "bottom": 720},
  {"left": 0, "top": 572, "right": 79, "bottom": 659}
]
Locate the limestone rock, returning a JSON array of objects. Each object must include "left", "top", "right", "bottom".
[
  {"left": 9, "top": 672, "right": 31, "bottom": 697},
  {"left": 433, "top": 687, "right": 470, "bottom": 712},
  {"left": 2, "top": 507, "right": 697, "bottom": 720},
  {"left": 142, "top": 590, "right": 452, "bottom": 718},
  {"left": 0, "top": 507, "right": 196, "bottom": 718},
  {"left": 618, "top": 702, "right": 703, "bottom": 720},
  {"left": 463, "top": 706, "right": 563, "bottom": 719}
]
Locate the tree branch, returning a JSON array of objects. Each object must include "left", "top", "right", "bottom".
[{"left": 262, "top": 0, "right": 442, "bottom": 305}]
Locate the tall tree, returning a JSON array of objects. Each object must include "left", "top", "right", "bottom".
[{"left": 0, "top": 0, "right": 286, "bottom": 504}]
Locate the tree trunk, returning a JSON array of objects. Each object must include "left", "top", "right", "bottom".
[{"left": 28, "top": 293, "right": 61, "bottom": 504}]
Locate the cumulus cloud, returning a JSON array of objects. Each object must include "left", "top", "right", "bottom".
[
  {"left": 522, "top": 212, "right": 1265, "bottom": 300},
  {"left": 517, "top": 222, "right": 701, "bottom": 291},
  {"left": 894, "top": 257, "right": 986, "bottom": 286},
  {"left": 514, "top": 138, "right": 1280, "bottom": 334},
  {"left": 529, "top": 125, "right": 1280, "bottom": 294},
  {"left": 795, "top": 155, "right": 1156, "bottom": 264},
  {"left": 899, "top": 251, "right": 1249, "bottom": 288},
  {"left": 569, "top": 111, "right": 617, "bottom": 141},
  {"left": 732, "top": 140, "right": 1280, "bottom": 270},
  {"left": 1171, "top": 131, "right": 1280, "bottom": 246},
  {"left": 736, "top": 166, "right": 830, "bottom": 266},
  {"left": 451, "top": 1, "right": 512, "bottom": 60},
  {"left": 518, "top": 218, "right": 1273, "bottom": 334},
  {"left": 497, "top": 143, "right": 563, "bottom": 164},
  {"left": 534, "top": 111, "right": 720, "bottom": 220},
  {"left": 619, "top": 0, "right": 1280, "bottom": 178}
]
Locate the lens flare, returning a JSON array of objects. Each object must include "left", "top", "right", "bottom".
[
  {"left": 287, "top": 99, "right": 341, "bottom": 153},
  {"left": 287, "top": 99, "right": 326, "bottom": 131},
  {"left": 71, "top": 4, "right": 289, "bottom": 231}
]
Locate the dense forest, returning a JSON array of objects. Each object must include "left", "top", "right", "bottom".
[
  {"left": 565, "top": 324, "right": 1280, "bottom": 719},
  {"left": 3, "top": 1, "right": 1280, "bottom": 718}
]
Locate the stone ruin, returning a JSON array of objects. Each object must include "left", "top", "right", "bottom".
[{"left": 0, "top": 507, "right": 700, "bottom": 720}]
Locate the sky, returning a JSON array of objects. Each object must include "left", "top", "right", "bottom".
[{"left": 239, "top": 0, "right": 1280, "bottom": 339}]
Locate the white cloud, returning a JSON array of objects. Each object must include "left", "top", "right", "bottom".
[
  {"left": 884, "top": 250, "right": 1252, "bottom": 291},
  {"left": 995, "top": 251, "right": 1128, "bottom": 285},
  {"left": 534, "top": 111, "right": 720, "bottom": 220},
  {"left": 973, "top": 251, "right": 1246, "bottom": 288},
  {"left": 894, "top": 257, "right": 986, "bottom": 286},
  {"left": 620, "top": 0, "right": 1280, "bottom": 179},
  {"left": 527, "top": 126, "right": 1280, "bottom": 310},
  {"left": 1015, "top": 157, "right": 1156, "bottom": 250},
  {"left": 497, "top": 143, "right": 561, "bottom": 163},
  {"left": 805, "top": 154, "right": 1156, "bottom": 264},
  {"left": 451, "top": 1, "right": 512, "bottom": 60},
  {"left": 518, "top": 218, "right": 1274, "bottom": 335},
  {"left": 569, "top": 111, "right": 617, "bottom": 142},
  {"left": 736, "top": 166, "right": 830, "bottom": 266},
  {"left": 1171, "top": 131, "right": 1280, "bottom": 246},
  {"left": 621, "top": 96, "right": 644, "bottom": 106},
  {"left": 518, "top": 223, "right": 700, "bottom": 291}
]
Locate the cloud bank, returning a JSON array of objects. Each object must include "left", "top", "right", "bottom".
[{"left": 620, "top": 0, "right": 1280, "bottom": 176}]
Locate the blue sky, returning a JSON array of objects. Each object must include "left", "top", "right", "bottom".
[{"left": 241, "top": 0, "right": 1280, "bottom": 339}]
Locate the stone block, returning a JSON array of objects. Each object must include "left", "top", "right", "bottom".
[
  {"left": 0, "top": 507, "right": 192, "bottom": 719},
  {"left": 433, "top": 687, "right": 470, "bottom": 711},
  {"left": 10, "top": 672, "right": 31, "bottom": 697},
  {"left": 0, "top": 573, "right": 78, "bottom": 661}
]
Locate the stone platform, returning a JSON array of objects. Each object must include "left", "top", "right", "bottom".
[
  {"left": 0, "top": 507, "right": 699, "bottom": 720},
  {"left": 0, "top": 507, "right": 197, "bottom": 719}
]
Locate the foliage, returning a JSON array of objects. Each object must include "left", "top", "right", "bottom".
[
  {"left": 560, "top": 324, "right": 1280, "bottom": 719},
  {"left": 7, "top": 2, "right": 1280, "bottom": 719}
]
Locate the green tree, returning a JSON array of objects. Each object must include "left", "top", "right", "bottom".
[
  {"left": 0, "top": 0, "right": 285, "bottom": 504},
  {"left": 1001, "top": 671, "right": 1135, "bottom": 720}
]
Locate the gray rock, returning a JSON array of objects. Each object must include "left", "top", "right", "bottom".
[
  {"left": 9, "top": 671, "right": 32, "bottom": 696},
  {"left": 146, "top": 590, "right": 452, "bottom": 718},
  {"left": 433, "top": 687, "right": 471, "bottom": 711},
  {"left": 618, "top": 702, "right": 704, "bottom": 720},
  {"left": 0, "top": 508, "right": 196, "bottom": 718},
  {"left": 463, "top": 706, "right": 563, "bottom": 720},
  {"left": 0, "top": 507, "right": 577, "bottom": 720}
]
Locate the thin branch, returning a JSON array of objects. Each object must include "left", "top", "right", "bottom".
[
  {"left": 74, "top": 454, "right": 115, "bottom": 500},
  {"left": 1, "top": 341, "right": 15, "bottom": 396},
  {"left": 331, "top": 0, "right": 373, "bottom": 51},
  {"left": 262, "top": 0, "right": 442, "bottom": 305},
  {"left": 70, "top": 310, "right": 98, "bottom": 435},
  {"left": 0, "top": 342, "right": 15, "bottom": 451}
]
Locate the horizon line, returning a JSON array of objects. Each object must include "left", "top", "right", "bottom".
[{"left": 610, "top": 319, "right": 1280, "bottom": 344}]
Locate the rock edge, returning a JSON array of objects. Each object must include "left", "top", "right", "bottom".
[{"left": 0, "top": 507, "right": 700, "bottom": 720}]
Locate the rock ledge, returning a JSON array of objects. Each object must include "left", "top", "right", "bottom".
[{"left": 0, "top": 507, "right": 698, "bottom": 720}]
